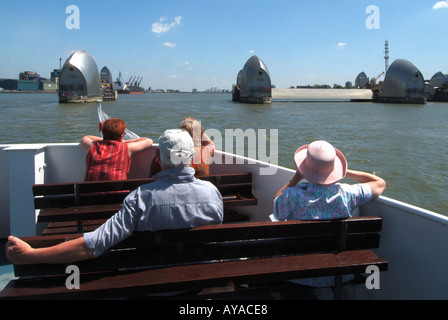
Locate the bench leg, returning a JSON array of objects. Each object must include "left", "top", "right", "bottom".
[
  {"left": 334, "top": 275, "right": 343, "bottom": 300},
  {"left": 77, "top": 221, "right": 83, "bottom": 233}
]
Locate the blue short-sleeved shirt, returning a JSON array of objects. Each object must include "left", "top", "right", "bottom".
[{"left": 84, "top": 166, "right": 223, "bottom": 256}]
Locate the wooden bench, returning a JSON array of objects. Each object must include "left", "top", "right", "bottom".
[
  {"left": 0, "top": 216, "right": 387, "bottom": 300},
  {"left": 34, "top": 173, "right": 257, "bottom": 235}
]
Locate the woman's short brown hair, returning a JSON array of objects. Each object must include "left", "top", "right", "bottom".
[{"left": 102, "top": 118, "right": 126, "bottom": 141}]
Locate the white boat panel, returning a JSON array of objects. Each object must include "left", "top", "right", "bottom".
[
  {"left": 0, "top": 146, "right": 11, "bottom": 238},
  {"left": 359, "top": 196, "right": 448, "bottom": 299}
]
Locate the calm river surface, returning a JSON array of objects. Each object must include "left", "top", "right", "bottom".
[{"left": 1, "top": 92, "right": 447, "bottom": 215}]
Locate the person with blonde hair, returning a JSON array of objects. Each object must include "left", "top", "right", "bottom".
[
  {"left": 179, "top": 117, "right": 215, "bottom": 176},
  {"left": 81, "top": 118, "right": 153, "bottom": 181},
  {"left": 150, "top": 117, "right": 215, "bottom": 176}
]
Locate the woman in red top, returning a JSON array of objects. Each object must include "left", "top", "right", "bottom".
[{"left": 81, "top": 118, "right": 153, "bottom": 181}]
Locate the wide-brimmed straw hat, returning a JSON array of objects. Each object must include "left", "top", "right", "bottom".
[{"left": 294, "top": 140, "right": 347, "bottom": 186}]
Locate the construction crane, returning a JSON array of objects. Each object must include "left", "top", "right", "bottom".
[
  {"left": 133, "top": 76, "right": 140, "bottom": 87},
  {"left": 137, "top": 77, "right": 143, "bottom": 87},
  {"left": 368, "top": 72, "right": 384, "bottom": 88}
]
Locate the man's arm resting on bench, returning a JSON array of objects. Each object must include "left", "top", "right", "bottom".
[{"left": 5, "top": 235, "right": 95, "bottom": 265}]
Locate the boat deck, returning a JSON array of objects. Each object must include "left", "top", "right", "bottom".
[{"left": 2, "top": 143, "right": 448, "bottom": 299}]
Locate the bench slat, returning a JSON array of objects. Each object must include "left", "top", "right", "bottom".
[
  {"left": 33, "top": 183, "right": 76, "bottom": 196},
  {"left": 37, "top": 204, "right": 122, "bottom": 222},
  {"left": 33, "top": 173, "right": 253, "bottom": 197},
  {"left": 42, "top": 220, "right": 106, "bottom": 235},
  {"left": 35, "top": 189, "right": 255, "bottom": 210},
  {"left": 40, "top": 209, "right": 249, "bottom": 235},
  {"left": 28, "top": 217, "right": 382, "bottom": 248},
  {"left": 37, "top": 200, "right": 252, "bottom": 225}
]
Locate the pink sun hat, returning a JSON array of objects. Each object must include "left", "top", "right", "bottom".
[{"left": 294, "top": 140, "right": 347, "bottom": 186}]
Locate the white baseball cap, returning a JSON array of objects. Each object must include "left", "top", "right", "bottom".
[{"left": 158, "top": 129, "right": 194, "bottom": 167}]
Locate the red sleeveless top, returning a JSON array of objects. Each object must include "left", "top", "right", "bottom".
[{"left": 84, "top": 140, "right": 131, "bottom": 181}]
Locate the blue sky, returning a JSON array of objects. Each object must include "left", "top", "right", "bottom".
[{"left": 1, "top": 0, "right": 447, "bottom": 91}]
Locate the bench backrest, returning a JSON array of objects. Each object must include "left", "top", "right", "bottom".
[
  {"left": 14, "top": 216, "right": 383, "bottom": 278},
  {"left": 33, "top": 173, "right": 256, "bottom": 209}
]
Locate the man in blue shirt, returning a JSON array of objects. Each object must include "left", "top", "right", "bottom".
[{"left": 6, "top": 129, "right": 223, "bottom": 264}]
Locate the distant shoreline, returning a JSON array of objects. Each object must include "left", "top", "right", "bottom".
[
  {"left": 0, "top": 90, "right": 230, "bottom": 94},
  {"left": 0, "top": 90, "right": 57, "bottom": 94},
  {"left": 0, "top": 88, "right": 374, "bottom": 102}
]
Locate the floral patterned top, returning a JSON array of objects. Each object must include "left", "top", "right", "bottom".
[{"left": 272, "top": 182, "right": 372, "bottom": 221}]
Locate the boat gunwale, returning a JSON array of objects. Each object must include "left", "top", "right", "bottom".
[{"left": 374, "top": 195, "right": 448, "bottom": 226}]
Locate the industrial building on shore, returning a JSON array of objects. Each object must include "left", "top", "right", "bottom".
[
  {"left": 0, "top": 70, "right": 59, "bottom": 93},
  {"left": 0, "top": 50, "right": 118, "bottom": 103}
]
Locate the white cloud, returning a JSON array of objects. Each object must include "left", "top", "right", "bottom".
[
  {"left": 433, "top": 1, "right": 448, "bottom": 9},
  {"left": 163, "top": 42, "right": 176, "bottom": 47},
  {"left": 167, "top": 74, "right": 180, "bottom": 79},
  {"left": 337, "top": 43, "right": 347, "bottom": 51},
  {"left": 152, "top": 16, "right": 182, "bottom": 33},
  {"left": 180, "top": 61, "right": 190, "bottom": 66}
]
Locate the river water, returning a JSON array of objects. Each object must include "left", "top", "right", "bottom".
[{"left": 1, "top": 92, "right": 447, "bottom": 215}]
